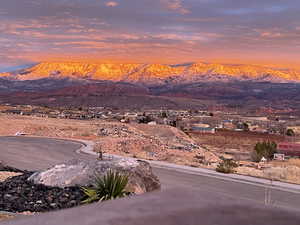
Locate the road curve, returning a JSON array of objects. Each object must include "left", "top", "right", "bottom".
[
  {"left": 0, "top": 136, "right": 93, "bottom": 171},
  {"left": 0, "top": 136, "right": 300, "bottom": 211}
]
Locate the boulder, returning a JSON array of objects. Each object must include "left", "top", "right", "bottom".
[{"left": 28, "top": 158, "right": 161, "bottom": 194}]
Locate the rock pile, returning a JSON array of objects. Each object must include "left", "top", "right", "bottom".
[
  {"left": 97, "top": 124, "right": 135, "bottom": 138},
  {"left": 94, "top": 123, "right": 202, "bottom": 161},
  {"left": 0, "top": 172, "right": 84, "bottom": 213},
  {"left": 0, "top": 158, "right": 160, "bottom": 213}
]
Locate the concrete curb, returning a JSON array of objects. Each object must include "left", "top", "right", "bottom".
[{"left": 75, "top": 138, "right": 300, "bottom": 194}]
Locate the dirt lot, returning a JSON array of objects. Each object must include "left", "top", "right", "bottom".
[{"left": 189, "top": 130, "right": 285, "bottom": 160}]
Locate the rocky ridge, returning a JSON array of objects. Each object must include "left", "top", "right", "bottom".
[{"left": 1, "top": 62, "right": 300, "bottom": 84}]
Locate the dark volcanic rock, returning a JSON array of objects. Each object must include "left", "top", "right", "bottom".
[
  {"left": 28, "top": 158, "right": 161, "bottom": 194},
  {"left": 0, "top": 172, "right": 85, "bottom": 213}
]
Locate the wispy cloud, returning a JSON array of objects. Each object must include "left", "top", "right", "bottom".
[
  {"left": 160, "top": 0, "right": 190, "bottom": 14},
  {"left": 0, "top": 0, "right": 299, "bottom": 69},
  {"left": 105, "top": 1, "right": 119, "bottom": 7}
]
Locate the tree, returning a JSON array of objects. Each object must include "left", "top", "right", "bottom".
[
  {"left": 286, "top": 129, "right": 295, "bottom": 136},
  {"left": 243, "top": 122, "right": 249, "bottom": 132},
  {"left": 138, "top": 113, "right": 152, "bottom": 124},
  {"left": 161, "top": 111, "right": 168, "bottom": 118},
  {"left": 251, "top": 141, "right": 277, "bottom": 162}
]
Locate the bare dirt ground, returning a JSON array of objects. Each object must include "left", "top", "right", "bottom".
[
  {"left": 1, "top": 114, "right": 299, "bottom": 185},
  {"left": 0, "top": 214, "right": 13, "bottom": 221},
  {"left": 188, "top": 131, "right": 300, "bottom": 184},
  {"left": 0, "top": 114, "right": 208, "bottom": 168},
  {"left": 189, "top": 131, "right": 285, "bottom": 160}
]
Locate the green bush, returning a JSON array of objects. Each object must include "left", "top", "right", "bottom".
[
  {"left": 216, "top": 157, "right": 238, "bottom": 174},
  {"left": 251, "top": 141, "right": 277, "bottom": 162},
  {"left": 81, "top": 170, "right": 130, "bottom": 203},
  {"left": 286, "top": 129, "right": 295, "bottom": 136}
]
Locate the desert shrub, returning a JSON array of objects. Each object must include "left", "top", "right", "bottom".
[
  {"left": 216, "top": 157, "right": 238, "bottom": 174},
  {"left": 286, "top": 129, "right": 295, "bottom": 136},
  {"left": 93, "top": 143, "right": 105, "bottom": 160},
  {"left": 243, "top": 122, "right": 249, "bottom": 132},
  {"left": 138, "top": 114, "right": 152, "bottom": 124},
  {"left": 161, "top": 111, "right": 168, "bottom": 118},
  {"left": 81, "top": 170, "right": 130, "bottom": 203},
  {"left": 251, "top": 141, "right": 277, "bottom": 162}
]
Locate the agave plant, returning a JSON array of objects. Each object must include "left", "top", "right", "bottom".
[{"left": 81, "top": 170, "right": 129, "bottom": 203}]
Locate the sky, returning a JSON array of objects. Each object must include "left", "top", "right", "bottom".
[{"left": 0, "top": 0, "right": 300, "bottom": 70}]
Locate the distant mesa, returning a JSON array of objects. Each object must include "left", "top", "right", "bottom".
[{"left": 1, "top": 62, "right": 300, "bottom": 84}]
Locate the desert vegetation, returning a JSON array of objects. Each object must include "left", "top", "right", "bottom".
[
  {"left": 216, "top": 157, "right": 238, "bottom": 174},
  {"left": 251, "top": 141, "right": 277, "bottom": 162},
  {"left": 81, "top": 170, "right": 130, "bottom": 203},
  {"left": 190, "top": 130, "right": 283, "bottom": 159}
]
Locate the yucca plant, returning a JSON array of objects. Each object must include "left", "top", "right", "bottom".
[{"left": 81, "top": 170, "right": 129, "bottom": 204}]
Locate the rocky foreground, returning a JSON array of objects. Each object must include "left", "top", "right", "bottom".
[
  {"left": 0, "top": 159, "right": 160, "bottom": 213},
  {"left": 0, "top": 172, "right": 84, "bottom": 212}
]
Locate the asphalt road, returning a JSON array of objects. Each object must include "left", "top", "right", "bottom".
[
  {"left": 0, "top": 136, "right": 300, "bottom": 225},
  {"left": 153, "top": 167, "right": 300, "bottom": 209},
  {"left": 1, "top": 136, "right": 300, "bottom": 209},
  {"left": 0, "top": 136, "right": 91, "bottom": 171}
]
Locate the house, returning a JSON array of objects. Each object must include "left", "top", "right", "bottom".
[{"left": 222, "top": 120, "right": 236, "bottom": 130}]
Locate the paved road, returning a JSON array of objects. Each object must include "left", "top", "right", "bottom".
[
  {"left": 1, "top": 136, "right": 300, "bottom": 209},
  {"left": 154, "top": 167, "right": 300, "bottom": 209},
  {"left": 0, "top": 136, "right": 91, "bottom": 171},
  {"left": 0, "top": 136, "right": 300, "bottom": 225}
]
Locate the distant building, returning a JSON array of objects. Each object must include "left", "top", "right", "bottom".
[
  {"left": 277, "top": 142, "right": 300, "bottom": 157},
  {"left": 191, "top": 126, "right": 215, "bottom": 134}
]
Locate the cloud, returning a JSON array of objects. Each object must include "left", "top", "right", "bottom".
[
  {"left": 105, "top": 1, "right": 119, "bottom": 7},
  {"left": 0, "top": 0, "right": 299, "bottom": 69},
  {"left": 160, "top": 0, "right": 190, "bottom": 14},
  {"left": 260, "top": 32, "right": 282, "bottom": 38}
]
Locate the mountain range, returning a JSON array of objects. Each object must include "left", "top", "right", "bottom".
[
  {"left": 1, "top": 62, "right": 300, "bottom": 84},
  {"left": 1, "top": 62, "right": 300, "bottom": 111}
]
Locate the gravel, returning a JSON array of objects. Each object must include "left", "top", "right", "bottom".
[{"left": 0, "top": 171, "right": 86, "bottom": 213}]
